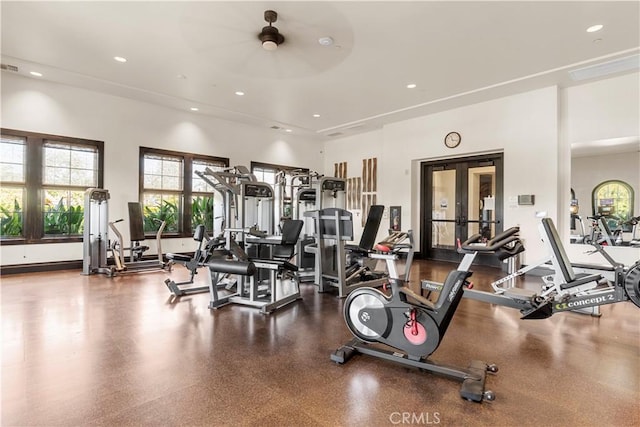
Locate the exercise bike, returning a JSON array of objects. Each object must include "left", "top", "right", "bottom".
[
  {"left": 330, "top": 230, "right": 522, "bottom": 403},
  {"left": 611, "top": 216, "right": 640, "bottom": 247}
]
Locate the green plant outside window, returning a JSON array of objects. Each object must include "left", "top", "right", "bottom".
[
  {"left": 191, "top": 196, "right": 214, "bottom": 232},
  {"left": 43, "top": 190, "right": 85, "bottom": 235},
  {"left": 143, "top": 194, "right": 180, "bottom": 233},
  {"left": 0, "top": 190, "right": 23, "bottom": 238}
]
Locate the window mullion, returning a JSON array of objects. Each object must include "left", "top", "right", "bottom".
[
  {"left": 26, "top": 136, "right": 43, "bottom": 241},
  {"left": 183, "top": 156, "right": 193, "bottom": 236}
]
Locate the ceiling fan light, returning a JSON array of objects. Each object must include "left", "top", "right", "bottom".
[{"left": 262, "top": 40, "right": 278, "bottom": 51}]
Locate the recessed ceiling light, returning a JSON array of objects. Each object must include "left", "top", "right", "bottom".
[
  {"left": 30, "top": 71, "right": 43, "bottom": 77},
  {"left": 114, "top": 56, "right": 127, "bottom": 63},
  {"left": 190, "top": 107, "right": 199, "bottom": 111},
  {"left": 586, "top": 24, "right": 603, "bottom": 33},
  {"left": 406, "top": 83, "right": 417, "bottom": 89},
  {"left": 313, "top": 114, "right": 321, "bottom": 118},
  {"left": 318, "top": 36, "right": 334, "bottom": 47},
  {"left": 235, "top": 91, "right": 245, "bottom": 96},
  {"left": 285, "top": 129, "right": 293, "bottom": 133}
]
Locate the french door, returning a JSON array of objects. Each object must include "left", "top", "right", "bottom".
[{"left": 421, "top": 153, "right": 504, "bottom": 266}]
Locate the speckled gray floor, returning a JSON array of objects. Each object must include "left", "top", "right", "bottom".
[{"left": 2, "top": 260, "right": 638, "bottom": 426}]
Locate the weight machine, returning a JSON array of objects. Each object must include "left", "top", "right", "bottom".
[
  {"left": 82, "top": 188, "right": 115, "bottom": 276},
  {"left": 294, "top": 176, "right": 347, "bottom": 282},
  {"left": 108, "top": 202, "right": 172, "bottom": 275},
  {"left": 82, "top": 190, "right": 171, "bottom": 276},
  {"left": 304, "top": 205, "right": 387, "bottom": 297},
  {"left": 164, "top": 225, "right": 228, "bottom": 296},
  {"left": 196, "top": 166, "right": 302, "bottom": 313}
]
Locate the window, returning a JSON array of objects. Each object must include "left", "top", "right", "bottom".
[
  {"left": 0, "top": 128, "right": 103, "bottom": 243},
  {"left": 142, "top": 153, "right": 183, "bottom": 233},
  {"left": 592, "top": 180, "right": 634, "bottom": 231},
  {"left": 0, "top": 135, "right": 26, "bottom": 238},
  {"left": 140, "top": 147, "right": 228, "bottom": 237},
  {"left": 43, "top": 141, "right": 99, "bottom": 236}
]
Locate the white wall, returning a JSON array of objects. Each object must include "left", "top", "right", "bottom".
[
  {"left": 564, "top": 72, "right": 640, "bottom": 143},
  {"left": 0, "top": 73, "right": 323, "bottom": 265},
  {"left": 325, "top": 87, "right": 560, "bottom": 263}
]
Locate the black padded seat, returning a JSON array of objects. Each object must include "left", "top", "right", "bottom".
[
  {"left": 251, "top": 258, "right": 298, "bottom": 272},
  {"left": 166, "top": 253, "right": 191, "bottom": 263},
  {"left": 207, "top": 259, "right": 256, "bottom": 276},
  {"left": 559, "top": 273, "right": 603, "bottom": 290},
  {"left": 541, "top": 218, "right": 602, "bottom": 289}
]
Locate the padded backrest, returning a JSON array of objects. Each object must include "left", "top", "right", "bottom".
[
  {"left": 358, "top": 205, "right": 385, "bottom": 250},
  {"left": 273, "top": 219, "right": 304, "bottom": 259},
  {"left": 280, "top": 219, "right": 304, "bottom": 245},
  {"left": 193, "top": 224, "right": 206, "bottom": 242},
  {"left": 541, "top": 218, "right": 576, "bottom": 283},
  {"left": 128, "top": 202, "right": 146, "bottom": 242}
]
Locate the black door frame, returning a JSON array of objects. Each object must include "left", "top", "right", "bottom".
[{"left": 420, "top": 153, "right": 504, "bottom": 265}]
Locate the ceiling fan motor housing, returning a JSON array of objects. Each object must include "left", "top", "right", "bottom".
[
  {"left": 260, "top": 25, "right": 284, "bottom": 45},
  {"left": 259, "top": 10, "right": 284, "bottom": 47}
]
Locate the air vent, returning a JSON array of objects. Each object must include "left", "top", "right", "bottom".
[
  {"left": 327, "top": 132, "right": 343, "bottom": 137},
  {"left": 1, "top": 63, "right": 19, "bottom": 72},
  {"left": 568, "top": 54, "right": 639, "bottom": 81}
]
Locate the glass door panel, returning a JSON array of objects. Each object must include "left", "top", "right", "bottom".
[
  {"left": 432, "top": 169, "right": 456, "bottom": 249},
  {"left": 467, "top": 165, "right": 496, "bottom": 241}
]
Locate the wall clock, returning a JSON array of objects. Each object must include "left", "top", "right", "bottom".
[{"left": 444, "top": 131, "right": 461, "bottom": 148}]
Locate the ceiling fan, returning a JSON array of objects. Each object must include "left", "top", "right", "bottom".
[
  {"left": 258, "top": 10, "right": 284, "bottom": 51},
  {"left": 178, "top": 2, "right": 353, "bottom": 79}
]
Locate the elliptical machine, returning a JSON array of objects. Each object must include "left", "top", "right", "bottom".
[{"left": 331, "top": 229, "right": 523, "bottom": 403}]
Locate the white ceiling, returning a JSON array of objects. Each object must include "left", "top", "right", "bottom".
[{"left": 2, "top": 1, "right": 639, "bottom": 149}]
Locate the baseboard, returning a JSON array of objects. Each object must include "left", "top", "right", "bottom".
[
  {"left": 0, "top": 252, "right": 192, "bottom": 276},
  {"left": 1, "top": 260, "right": 83, "bottom": 276}
]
